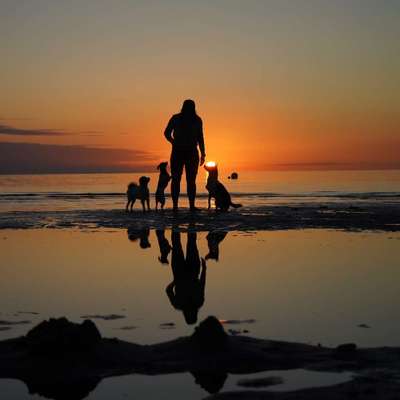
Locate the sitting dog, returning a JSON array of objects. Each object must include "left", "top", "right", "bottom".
[
  {"left": 155, "top": 161, "right": 171, "bottom": 210},
  {"left": 126, "top": 176, "right": 151, "bottom": 212},
  {"left": 204, "top": 162, "right": 242, "bottom": 211}
]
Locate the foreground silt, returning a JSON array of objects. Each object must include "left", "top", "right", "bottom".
[{"left": 1, "top": 316, "right": 400, "bottom": 399}]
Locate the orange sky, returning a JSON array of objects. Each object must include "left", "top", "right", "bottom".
[{"left": 1, "top": 1, "right": 399, "bottom": 173}]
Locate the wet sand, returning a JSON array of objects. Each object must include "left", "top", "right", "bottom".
[
  {"left": 0, "top": 201, "right": 399, "bottom": 232},
  {"left": 1, "top": 194, "right": 399, "bottom": 398}
]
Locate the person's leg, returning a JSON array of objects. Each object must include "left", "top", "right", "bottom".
[
  {"left": 170, "top": 150, "right": 184, "bottom": 210},
  {"left": 186, "top": 231, "right": 200, "bottom": 278},
  {"left": 185, "top": 150, "right": 199, "bottom": 210},
  {"left": 171, "top": 231, "right": 185, "bottom": 279}
]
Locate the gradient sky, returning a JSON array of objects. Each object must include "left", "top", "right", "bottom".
[{"left": 1, "top": 0, "right": 399, "bottom": 173}]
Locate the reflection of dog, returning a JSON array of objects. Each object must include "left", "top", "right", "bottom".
[
  {"left": 156, "top": 229, "right": 171, "bottom": 264},
  {"left": 127, "top": 227, "right": 151, "bottom": 249},
  {"left": 155, "top": 162, "right": 171, "bottom": 210},
  {"left": 204, "top": 163, "right": 242, "bottom": 211},
  {"left": 126, "top": 176, "right": 151, "bottom": 212},
  {"left": 205, "top": 231, "right": 227, "bottom": 261}
]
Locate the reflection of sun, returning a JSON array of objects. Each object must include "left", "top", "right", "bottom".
[{"left": 205, "top": 161, "right": 217, "bottom": 168}]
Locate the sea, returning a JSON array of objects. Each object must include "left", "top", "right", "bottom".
[{"left": 1, "top": 169, "right": 399, "bottom": 212}]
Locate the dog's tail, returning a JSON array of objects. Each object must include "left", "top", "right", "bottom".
[{"left": 230, "top": 202, "right": 242, "bottom": 208}]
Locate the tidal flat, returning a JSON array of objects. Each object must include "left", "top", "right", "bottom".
[{"left": 1, "top": 224, "right": 400, "bottom": 399}]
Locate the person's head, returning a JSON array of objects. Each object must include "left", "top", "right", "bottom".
[
  {"left": 181, "top": 99, "right": 196, "bottom": 118},
  {"left": 183, "top": 307, "right": 198, "bottom": 325}
]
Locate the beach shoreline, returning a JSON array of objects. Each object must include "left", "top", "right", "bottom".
[{"left": 1, "top": 201, "right": 399, "bottom": 232}]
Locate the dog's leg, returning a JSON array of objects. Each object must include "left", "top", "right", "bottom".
[
  {"left": 126, "top": 200, "right": 130, "bottom": 212},
  {"left": 208, "top": 194, "right": 211, "bottom": 210},
  {"left": 141, "top": 199, "right": 146, "bottom": 212},
  {"left": 146, "top": 197, "right": 150, "bottom": 211}
]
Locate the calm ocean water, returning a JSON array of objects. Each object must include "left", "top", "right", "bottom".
[{"left": 0, "top": 170, "right": 399, "bottom": 211}]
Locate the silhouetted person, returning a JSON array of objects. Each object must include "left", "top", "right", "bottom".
[
  {"left": 205, "top": 231, "right": 228, "bottom": 261},
  {"left": 164, "top": 99, "right": 206, "bottom": 211},
  {"left": 127, "top": 227, "right": 151, "bottom": 249},
  {"left": 166, "top": 231, "right": 206, "bottom": 324},
  {"left": 156, "top": 229, "right": 171, "bottom": 264}
]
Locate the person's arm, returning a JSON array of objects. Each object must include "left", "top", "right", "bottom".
[
  {"left": 198, "top": 258, "right": 207, "bottom": 307},
  {"left": 164, "top": 116, "right": 175, "bottom": 144},
  {"left": 199, "top": 258, "right": 207, "bottom": 292},
  {"left": 197, "top": 118, "right": 206, "bottom": 165},
  {"left": 166, "top": 281, "right": 177, "bottom": 307}
]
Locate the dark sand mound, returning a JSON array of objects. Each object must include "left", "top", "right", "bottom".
[{"left": 1, "top": 316, "right": 400, "bottom": 399}]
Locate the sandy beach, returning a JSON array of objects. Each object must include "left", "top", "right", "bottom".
[{"left": 1, "top": 200, "right": 399, "bottom": 232}]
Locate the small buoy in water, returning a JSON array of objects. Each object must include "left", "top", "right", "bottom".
[{"left": 228, "top": 172, "right": 238, "bottom": 180}]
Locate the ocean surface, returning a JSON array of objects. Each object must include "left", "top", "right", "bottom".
[
  {"left": 0, "top": 170, "right": 399, "bottom": 211},
  {"left": 0, "top": 170, "right": 399, "bottom": 399}
]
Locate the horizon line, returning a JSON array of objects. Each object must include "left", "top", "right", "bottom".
[{"left": 1, "top": 166, "right": 399, "bottom": 176}]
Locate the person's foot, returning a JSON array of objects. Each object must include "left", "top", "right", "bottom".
[
  {"left": 190, "top": 206, "right": 201, "bottom": 212},
  {"left": 173, "top": 206, "right": 179, "bottom": 213}
]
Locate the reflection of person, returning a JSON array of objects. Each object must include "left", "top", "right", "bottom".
[
  {"left": 164, "top": 99, "right": 206, "bottom": 211},
  {"left": 156, "top": 229, "right": 171, "bottom": 264},
  {"left": 166, "top": 231, "right": 206, "bottom": 324},
  {"left": 205, "top": 231, "right": 228, "bottom": 261},
  {"left": 127, "top": 227, "right": 151, "bottom": 249}
]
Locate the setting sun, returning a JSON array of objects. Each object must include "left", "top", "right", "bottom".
[{"left": 205, "top": 161, "right": 217, "bottom": 168}]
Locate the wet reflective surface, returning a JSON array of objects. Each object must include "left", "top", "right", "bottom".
[{"left": 1, "top": 226, "right": 400, "bottom": 398}]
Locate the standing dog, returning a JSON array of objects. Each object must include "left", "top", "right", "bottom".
[
  {"left": 204, "top": 163, "right": 242, "bottom": 211},
  {"left": 155, "top": 161, "right": 171, "bottom": 210},
  {"left": 126, "top": 176, "right": 151, "bottom": 212}
]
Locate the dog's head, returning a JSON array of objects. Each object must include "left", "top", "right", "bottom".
[
  {"left": 139, "top": 176, "right": 150, "bottom": 187},
  {"left": 157, "top": 161, "right": 168, "bottom": 171}
]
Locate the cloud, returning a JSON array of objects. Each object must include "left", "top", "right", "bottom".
[
  {"left": 0, "top": 123, "right": 107, "bottom": 137},
  {"left": 0, "top": 142, "right": 157, "bottom": 174},
  {"left": 0, "top": 124, "right": 68, "bottom": 136},
  {"left": 0, "top": 122, "right": 107, "bottom": 137}
]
